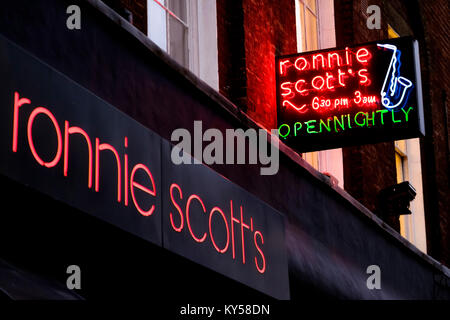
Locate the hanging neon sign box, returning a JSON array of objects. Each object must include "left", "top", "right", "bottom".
[{"left": 276, "top": 37, "right": 425, "bottom": 152}]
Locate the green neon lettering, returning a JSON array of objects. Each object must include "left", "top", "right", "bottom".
[
  {"left": 354, "top": 112, "right": 366, "bottom": 127},
  {"left": 366, "top": 111, "right": 375, "bottom": 127},
  {"left": 294, "top": 122, "right": 302, "bottom": 136},
  {"left": 401, "top": 106, "right": 414, "bottom": 122},
  {"left": 347, "top": 114, "right": 352, "bottom": 129},
  {"left": 391, "top": 110, "right": 402, "bottom": 123},
  {"left": 376, "top": 110, "right": 389, "bottom": 125},
  {"left": 305, "top": 120, "right": 318, "bottom": 134},
  {"left": 278, "top": 124, "right": 290, "bottom": 139},
  {"left": 319, "top": 118, "right": 331, "bottom": 132},
  {"left": 333, "top": 115, "right": 345, "bottom": 132}
]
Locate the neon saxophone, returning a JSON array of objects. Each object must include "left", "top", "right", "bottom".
[{"left": 377, "top": 43, "right": 413, "bottom": 109}]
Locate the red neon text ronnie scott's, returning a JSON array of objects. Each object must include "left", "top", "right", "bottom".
[
  {"left": 12, "top": 91, "right": 157, "bottom": 215},
  {"left": 278, "top": 47, "right": 377, "bottom": 114},
  {"left": 169, "top": 185, "right": 266, "bottom": 274},
  {"left": 11, "top": 91, "right": 267, "bottom": 275}
]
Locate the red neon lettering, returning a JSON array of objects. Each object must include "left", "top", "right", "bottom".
[
  {"left": 333, "top": 97, "right": 349, "bottom": 109},
  {"left": 240, "top": 206, "right": 250, "bottom": 264},
  {"left": 345, "top": 47, "right": 352, "bottom": 65},
  {"left": 230, "top": 200, "right": 238, "bottom": 260},
  {"left": 95, "top": 139, "right": 122, "bottom": 203},
  {"left": 368, "top": 96, "right": 377, "bottom": 104},
  {"left": 356, "top": 48, "right": 370, "bottom": 63},
  {"left": 169, "top": 183, "right": 184, "bottom": 232},
  {"left": 312, "top": 54, "right": 325, "bottom": 69},
  {"left": 294, "top": 57, "right": 308, "bottom": 71},
  {"left": 358, "top": 68, "right": 370, "bottom": 85},
  {"left": 354, "top": 90, "right": 362, "bottom": 104},
  {"left": 312, "top": 96, "right": 319, "bottom": 110},
  {"left": 12, "top": 92, "right": 31, "bottom": 153},
  {"left": 209, "top": 207, "right": 230, "bottom": 254},
  {"left": 63, "top": 121, "right": 93, "bottom": 188},
  {"left": 254, "top": 231, "right": 266, "bottom": 274},
  {"left": 186, "top": 194, "right": 207, "bottom": 242},
  {"left": 279, "top": 59, "right": 290, "bottom": 75},
  {"left": 124, "top": 137, "right": 129, "bottom": 206},
  {"left": 338, "top": 69, "right": 346, "bottom": 87},
  {"left": 130, "top": 163, "right": 156, "bottom": 216},
  {"left": 326, "top": 72, "right": 335, "bottom": 89},
  {"left": 312, "top": 75, "right": 325, "bottom": 90},
  {"left": 283, "top": 100, "right": 307, "bottom": 113},
  {"left": 294, "top": 79, "right": 308, "bottom": 95},
  {"left": 327, "top": 52, "right": 342, "bottom": 68},
  {"left": 27, "top": 107, "right": 63, "bottom": 168},
  {"left": 280, "top": 82, "right": 293, "bottom": 97},
  {"left": 334, "top": 98, "right": 340, "bottom": 109}
]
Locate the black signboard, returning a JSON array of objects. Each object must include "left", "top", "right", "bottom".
[
  {"left": 0, "top": 35, "right": 163, "bottom": 247},
  {"left": 276, "top": 37, "right": 424, "bottom": 152},
  {"left": 162, "top": 141, "right": 289, "bottom": 299},
  {"left": 0, "top": 34, "right": 289, "bottom": 299}
]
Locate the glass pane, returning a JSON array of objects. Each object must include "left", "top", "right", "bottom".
[
  {"left": 168, "top": 17, "right": 188, "bottom": 67},
  {"left": 148, "top": 0, "right": 167, "bottom": 51},
  {"left": 167, "top": 0, "right": 188, "bottom": 67},
  {"left": 305, "top": 11, "right": 318, "bottom": 51},
  {"left": 168, "top": 0, "right": 188, "bottom": 24}
]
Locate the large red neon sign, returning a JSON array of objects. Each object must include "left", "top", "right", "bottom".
[
  {"left": 168, "top": 192, "right": 265, "bottom": 271},
  {"left": 12, "top": 92, "right": 157, "bottom": 215},
  {"left": 276, "top": 37, "right": 424, "bottom": 153},
  {"left": 10, "top": 91, "right": 267, "bottom": 275},
  {"left": 277, "top": 47, "right": 375, "bottom": 114}
]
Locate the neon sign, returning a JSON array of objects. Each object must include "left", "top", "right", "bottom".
[
  {"left": 0, "top": 34, "right": 289, "bottom": 299},
  {"left": 276, "top": 37, "right": 424, "bottom": 152},
  {"left": 377, "top": 43, "right": 413, "bottom": 109},
  {"left": 11, "top": 89, "right": 271, "bottom": 274},
  {"left": 12, "top": 91, "right": 157, "bottom": 215}
]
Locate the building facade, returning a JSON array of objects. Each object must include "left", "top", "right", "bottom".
[{"left": 0, "top": 0, "right": 449, "bottom": 300}]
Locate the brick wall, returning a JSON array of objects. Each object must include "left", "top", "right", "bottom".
[
  {"left": 415, "top": 0, "right": 450, "bottom": 266},
  {"left": 216, "top": 0, "right": 248, "bottom": 110},
  {"left": 334, "top": 0, "right": 399, "bottom": 229},
  {"left": 242, "top": 0, "right": 297, "bottom": 129},
  {"left": 121, "top": 0, "right": 147, "bottom": 32},
  {"left": 217, "top": 0, "right": 297, "bottom": 129}
]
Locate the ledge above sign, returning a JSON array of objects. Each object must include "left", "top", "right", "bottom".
[{"left": 276, "top": 37, "right": 425, "bottom": 153}]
